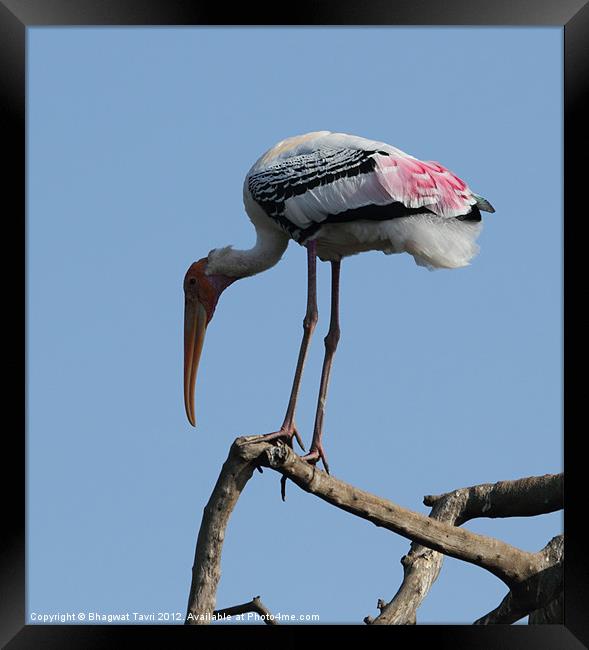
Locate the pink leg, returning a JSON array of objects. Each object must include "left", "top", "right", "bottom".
[
  {"left": 302, "top": 260, "right": 341, "bottom": 473},
  {"left": 260, "top": 240, "right": 318, "bottom": 450}
]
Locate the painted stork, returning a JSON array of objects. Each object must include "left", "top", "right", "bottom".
[{"left": 183, "top": 131, "right": 494, "bottom": 474}]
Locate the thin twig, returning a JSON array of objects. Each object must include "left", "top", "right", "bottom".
[{"left": 214, "top": 596, "right": 279, "bottom": 625}]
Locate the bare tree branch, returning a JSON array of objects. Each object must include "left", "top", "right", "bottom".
[
  {"left": 368, "top": 547, "right": 440, "bottom": 625},
  {"left": 185, "top": 438, "right": 266, "bottom": 625},
  {"left": 261, "top": 442, "right": 538, "bottom": 586},
  {"left": 214, "top": 596, "right": 279, "bottom": 625},
  {"left": 529, "top": 591, "right": 564, "bottom": 624},
  {"left": 474, "top": 535, "right": 564, "bottom": 625},
  {"left": 370, "top": 473, "right": 563, "bottom": 625},
  {"left": 185, "top": 435, "right": 562, "bottom": 626},
  {"left": 424, "top": 473, "right": 563, "bottom": 523}
]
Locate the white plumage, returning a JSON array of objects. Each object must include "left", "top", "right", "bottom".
[
  {"left": 185, "top": 131, "right": 495, "bottom": 468},
  {"left": 314, "top": 213, "right": 482, "bottom": 269},
  {"left": 207, "top": 131, "right": 493, "bottom": 276}
]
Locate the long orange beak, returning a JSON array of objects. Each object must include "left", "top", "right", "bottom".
[{"left": 184, "top": 296, "right": 208, "bottom": 427}]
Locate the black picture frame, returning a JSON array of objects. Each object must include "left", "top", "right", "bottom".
[{"left": 4, "top": 1, "right": 586, "bottom": 647}]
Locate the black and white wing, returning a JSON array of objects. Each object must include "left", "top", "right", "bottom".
[{"left": 245, "top": 132, "right": 493, "bottom": 243}]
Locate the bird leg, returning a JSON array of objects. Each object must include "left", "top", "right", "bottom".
[
  {"left": 258, "top": 240, "right": 318, "bottom": 451},
  {"left": 302, "top": 259, "right": 341, "bottom": 473}
]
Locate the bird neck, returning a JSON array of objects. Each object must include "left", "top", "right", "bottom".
[{"left": 205, "top": 227, "right": 289, "bottom": 279}]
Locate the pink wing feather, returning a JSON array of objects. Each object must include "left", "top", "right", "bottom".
[{"left": 373, "top": 153, "right": 476, "bottom": 218}]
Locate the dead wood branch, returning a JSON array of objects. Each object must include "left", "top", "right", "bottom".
[
  {"left": 424, "top": 473, "right": 563, "bottom": 523},
  {"left": 185, "top": 435, "right": 562, "bottom": 626},
  {"left": 185, "top": 437, "right": 268, "bottom": 625},
  {"left": 529, "top": 590, "right": 564, "bottom": 624},
  {"left": 262, "top": 442, "right": 538, "bottom": 586},
  {"left": 370, "top": 473, "right": 563, "bottom": 625},
  {"left": 214, "top": 596, "right": 279, "bottom": 625},
  {"left": 474, "top": 535, "right": 564, "bottom": 625}
]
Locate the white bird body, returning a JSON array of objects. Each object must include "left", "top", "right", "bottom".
[
  {"left": 206, "top": 130, "right": 494, "bottom": 277},
  {"left": 185, "top": 131, "right": 494, "bottom": 464}
]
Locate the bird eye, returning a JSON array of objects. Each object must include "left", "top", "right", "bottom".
[{"left": 189, "top": 278, "right": 197, "bottom": 285}]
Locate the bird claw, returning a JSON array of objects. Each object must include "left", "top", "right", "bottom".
[
  {"left": 301, "top": 444, "right": 330, "bottom": 474},
  {"left": 292, "top": 427, "right": 306, "bottom": 452},
  {"left": 254, "top": 425, "right": 306, "bottom": 451},
  {"left": 246, "top": 426, "right": 305, "bottom": 500},
  {"left": 281, "top": 443, "right": 330, "bottom": 501},
  {"left": 250, "top": 427, "right": 330, "bottom": 497}
]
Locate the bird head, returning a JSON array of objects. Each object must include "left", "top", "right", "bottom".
[{"left": 183, "top": 257, "right": 236, "bottom": 427}]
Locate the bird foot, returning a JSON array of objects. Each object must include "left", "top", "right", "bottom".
[
  {"left": 256, "top": 426, "right": 306, "bottom": 502},
  {"left": 246, "top": 428, "right": 329, "bottom": 501},
  {"left": 301, "top": 443, "right": 330, "bottom": 475},
  {"left": 257, "top": 425, "right": 306, "bottom": 452},
  {"left": 279, "top": 444, "right": 330, "bottom": 502},
  {"left": 243, "top": 426, "right": 306, "bottom": 499}
]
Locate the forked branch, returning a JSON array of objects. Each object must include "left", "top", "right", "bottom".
[
  {"left": 369, "top": 473, "right": 563, "bottom": 625},
  {"left": 185, "top": 435, "right": 562, "bottom": 625}
]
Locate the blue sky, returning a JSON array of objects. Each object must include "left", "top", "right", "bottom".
[{"left": 27, "top": 27, "right": 562, "bottom": 624}]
